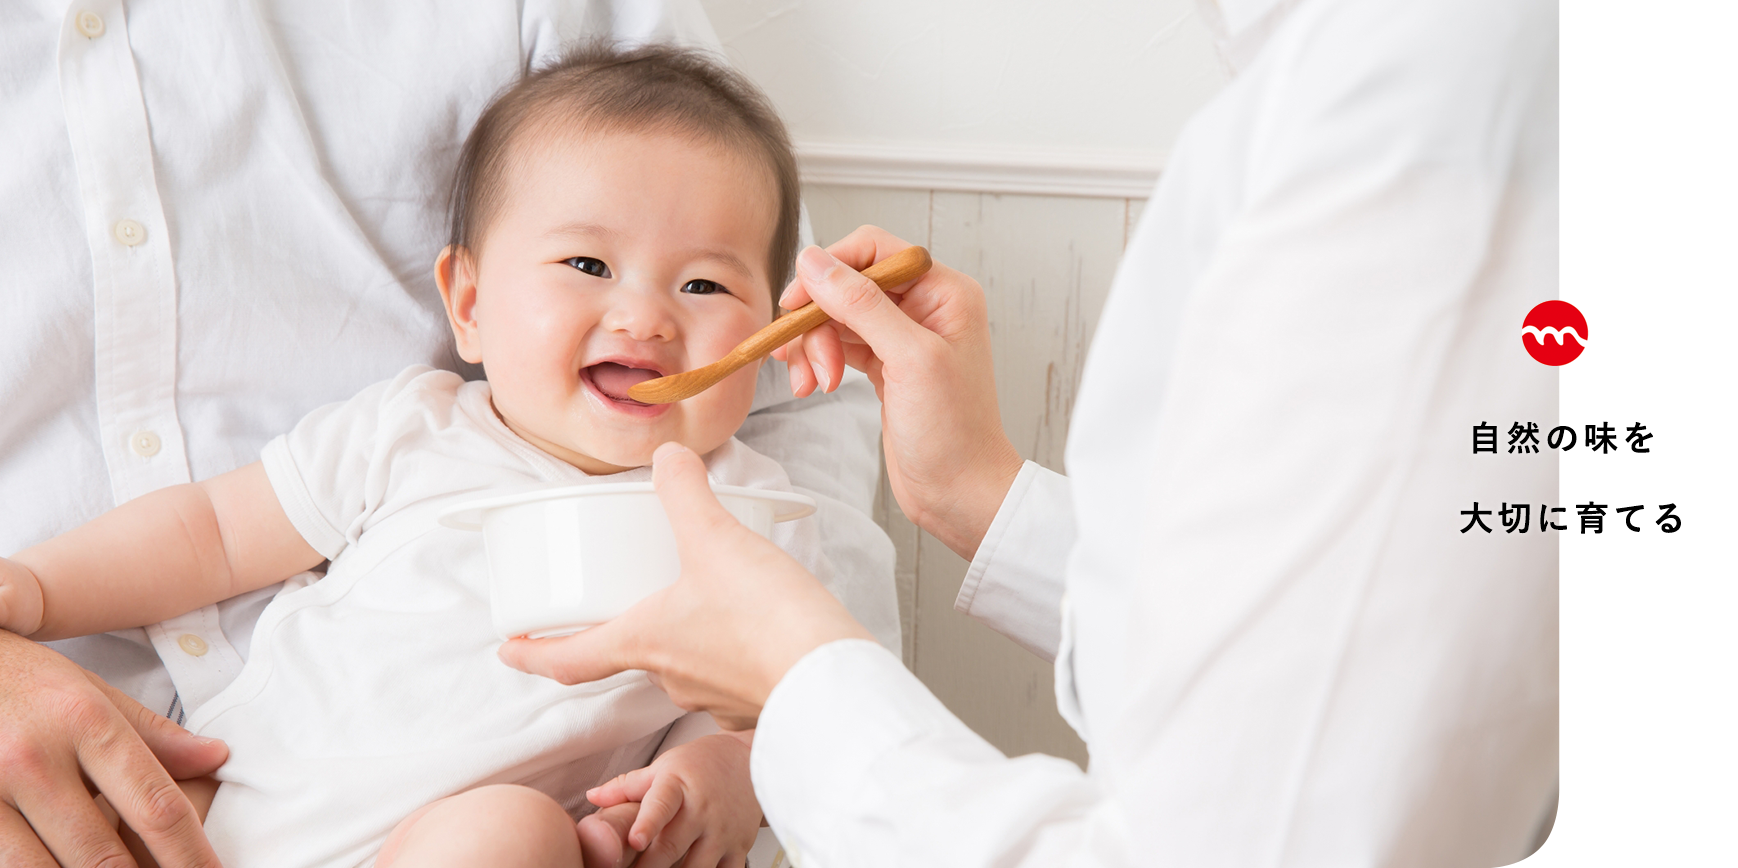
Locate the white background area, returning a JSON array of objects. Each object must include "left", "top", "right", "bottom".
[
  {"left": 703, "top": 0, "right": 1226, "bottom": 158},
  {"left": 1534, "top": 0, "right": 1737, "bottom": 864}
]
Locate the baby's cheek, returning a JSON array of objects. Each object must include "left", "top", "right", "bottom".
[{"left": 685, "top": 369, "right": 761, "bottom": 451}]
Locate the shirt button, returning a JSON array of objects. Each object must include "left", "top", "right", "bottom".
[
  {"left": 177, "top": 634, "right": 209, "bottom": 657},
  {"left": 113, "top": 218, "right": 146, "bottom": 246},
  {"left": 75, "top": 10, "right": 105, "bottom": 38},
  {"left": 130, "top": 430, "right": 162, "bottom": 457}
]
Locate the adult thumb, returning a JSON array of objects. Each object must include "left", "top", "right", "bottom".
[
  {"left": 85, "top": 670, "right": 228, "bottom": 779},
  {"left": 497, "top": 616, "right": 633, "bottom": 685},
  {"left": 650, "top": 442, "right": 740, "bottom": 557},
  {"left": 796, "top": 246, "right": 931, "bottom": 358}
]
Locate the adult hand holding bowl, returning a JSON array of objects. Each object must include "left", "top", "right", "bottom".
[
  {"left": 440, "top": 481, "right": 815, "bottom": 640},
  {"left": 500, "top": 443, "right": 870, "bottom": 730}
]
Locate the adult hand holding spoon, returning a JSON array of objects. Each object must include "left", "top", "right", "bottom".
[{"left": 775, "top": 228, "right": 1024, "bottom": 561}]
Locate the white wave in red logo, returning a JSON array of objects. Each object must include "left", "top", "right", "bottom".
[
  {"left": 1522, "top": 301, "right": 1587, "bottom": 366},
  {"left": 1521, "top": 325, "right": 1585, "bottom": 346}
]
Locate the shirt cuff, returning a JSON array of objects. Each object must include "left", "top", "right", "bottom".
[
  {"left": 953, "top": 461, "right": 1073, "bottom": 662},
  {"left": 751, "top": 638, "right": 1003, "bottom": 866},
  {"left": 260, "top": 436, "right": 348, "bottom": 560}
]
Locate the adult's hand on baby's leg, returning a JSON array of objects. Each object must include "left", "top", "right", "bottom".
[{"left": 0, "top": 630, "right": 227, "bottom": 868}]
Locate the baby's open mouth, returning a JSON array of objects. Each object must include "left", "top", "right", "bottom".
[{"left": 583, "top": 362, "right": 661, "bottom": 406}]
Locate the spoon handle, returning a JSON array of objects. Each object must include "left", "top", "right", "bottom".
[
  {"left": 725, "top": 245, "right": 933, "bottom": 367},
  {"left": 627, "top": 246, "right": 933, "bottom": 404}
]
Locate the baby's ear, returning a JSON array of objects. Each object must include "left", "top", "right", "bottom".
[{"left": 435, "top": 245, "right": 484, "bottom": 364}]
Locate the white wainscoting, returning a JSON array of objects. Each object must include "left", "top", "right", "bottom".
[
  {"left": 804, "top": 184, "right": 1149, "bottom": 768},
  {"left": 798, "top": 142, "right": 1163, "bottom": 199}
]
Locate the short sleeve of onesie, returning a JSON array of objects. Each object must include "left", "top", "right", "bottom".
[{"left": 260, "top": 365, "right": 457, "bottom": 561}]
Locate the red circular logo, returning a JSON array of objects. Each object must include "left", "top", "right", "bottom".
[{"left": 1522, "top": 300, "right": 1587, "bottom": 366}]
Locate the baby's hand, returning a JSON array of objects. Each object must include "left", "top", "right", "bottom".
[
  {"left": 579, "top": 732, "right": 759, "bottom": 868},
  {"left": 0, "top": 557, "right": 45, "bottom": 636}
]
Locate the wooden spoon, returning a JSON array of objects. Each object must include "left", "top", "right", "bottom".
[{"left": 626, "top": 245, "right": 933, "bottom": 404}]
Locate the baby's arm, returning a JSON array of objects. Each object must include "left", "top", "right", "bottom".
[
  {"left": 0, "top": 462, "right": 324, "bottom": 641},
  {"left": 581, "top": 730, "right": 760, "bottom": 868}
]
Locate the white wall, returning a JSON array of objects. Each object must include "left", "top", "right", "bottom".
[{"left": 703, "top": 0, "right": 1227, "bottom": 196}]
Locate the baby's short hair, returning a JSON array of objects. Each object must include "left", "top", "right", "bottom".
[{"left": 447, "top": 42, "right": 800, "bottom": 294}]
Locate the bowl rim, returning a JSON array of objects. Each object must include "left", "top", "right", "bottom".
[{"left": 436, "top": 481, "right": 817, "bottom": 531}]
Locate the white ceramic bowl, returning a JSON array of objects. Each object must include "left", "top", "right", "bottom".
[{"left": 438, "top": 482, "right": 816, "bottom": 639}]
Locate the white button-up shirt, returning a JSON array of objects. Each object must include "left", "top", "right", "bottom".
[
  {"left": 751, "top": 0, "right": 1558, "bottom": 864},
  {"left": 7, "top": 0, "right": 894, "bottom": 723}
]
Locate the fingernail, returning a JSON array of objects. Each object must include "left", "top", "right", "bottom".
[
  {"left": 653, "top": 442, "right": 687, "bottom": 462},
  {"left": 196, "top": 737, "right": 226, "bottom": 748},
  {"left": 777, "top": 281, "right": 796, "bottom": 309},
  {"left": 810, "top": 359, "right": 830, "bottom": 393},
  {"left": 797, "top": 246, "right": 837, "bottom": 281}
]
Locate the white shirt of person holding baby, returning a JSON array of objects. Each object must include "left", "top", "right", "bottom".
[{"left": 0, "top": 43, "right": 869, "bottom": 868}]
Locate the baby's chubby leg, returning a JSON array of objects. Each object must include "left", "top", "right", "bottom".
[{"left": 377, "top": 784, "right": 582, "bottom": 868}]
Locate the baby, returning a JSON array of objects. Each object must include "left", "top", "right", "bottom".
[{"left": 0, "top": 43, "right": 868, "bottom": 868}]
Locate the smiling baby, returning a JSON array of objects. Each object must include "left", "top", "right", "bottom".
[{"left": 0, "top": 43, "right": 858, "bottom": 868}]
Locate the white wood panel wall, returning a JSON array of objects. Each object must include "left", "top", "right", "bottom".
[{"left": 804, "top": 184, "right": 1148, "bottom": 768}]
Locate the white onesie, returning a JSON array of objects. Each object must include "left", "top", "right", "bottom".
[{"left": 183, "top": 366, "right": 841, "bottom": 867}]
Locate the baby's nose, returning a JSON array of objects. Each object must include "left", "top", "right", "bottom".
[{"left": 600, "top": 292, "right": 678, "bottom": 342}]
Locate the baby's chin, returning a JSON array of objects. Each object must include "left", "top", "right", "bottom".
[
  {"left": 554, "top": 397, "right": 751, "bottom": 473},
  {"left": 563, "top": 439, "right": 656, "bottom": 475},
  {"left": 572, "top": 430, "right": 732, "bottom": 474}
]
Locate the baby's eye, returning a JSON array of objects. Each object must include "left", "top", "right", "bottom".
[
  {"left": 564, "top": 257, "right": 612, "bottom": 278},
  {"left": 681, "top": 279, "right": 730, "bottom": 296}
]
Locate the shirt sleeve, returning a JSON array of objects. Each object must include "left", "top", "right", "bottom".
[
  {"left": 752, "top": 640, "right": 1124, "bottom": 867},
  {"left": 259, "top": 366, "right": 443, "bottom": 561},
  {"left": 953, "top": 461, "right": 1075, "bottom": 662}
]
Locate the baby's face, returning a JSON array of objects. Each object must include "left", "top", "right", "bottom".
[{"left": 439, "top": 129, "right": 778, "bottom": 474}]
